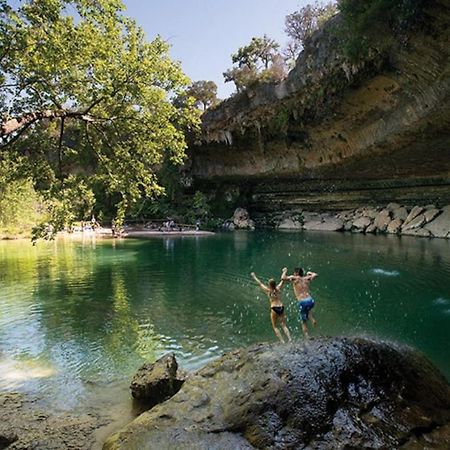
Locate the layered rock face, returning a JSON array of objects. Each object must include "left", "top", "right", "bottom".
[
  {"left": 104, "top": 337, "right": 450, "bottom": 450},
  {"left": 190, "top": 0, "right": 450, "bottom": 214}
]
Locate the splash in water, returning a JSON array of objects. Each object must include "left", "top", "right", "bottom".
[
  {"left": 370, "top": 268, "right": 400, "bottom": 277},
  {"left": 433, "top": 297, "right": 449, "bottom": 306}
]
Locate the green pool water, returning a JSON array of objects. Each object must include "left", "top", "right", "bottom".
[{"left": 0, "top": 232, "right": 449, "bottom": 416}]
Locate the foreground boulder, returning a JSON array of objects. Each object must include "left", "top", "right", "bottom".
[
  {"left": 130, "top": 354, "right": 187, "bottom": 407},
  {"left": 104, "top": 337, "right": 450, "bottom": 450}
]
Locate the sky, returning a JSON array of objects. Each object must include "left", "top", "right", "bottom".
[{"left": 123, "top": 0, "right": 313, "bottom": 99}]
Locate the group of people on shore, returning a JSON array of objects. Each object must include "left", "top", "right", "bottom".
[{"left": 251, "top": 267, "right": 318, "bottom": 342}]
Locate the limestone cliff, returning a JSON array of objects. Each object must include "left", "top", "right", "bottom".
[{"left": 189, "top": 0, "right": 450, "bottom": 213}]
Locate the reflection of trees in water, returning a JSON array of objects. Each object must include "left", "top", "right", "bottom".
[
  {"left": 2, "top": 233, "right": 449, "bottom": 383},
  {"left": 0, "top": 241, "right": 46, "bottom": 359},
  {"left": 103, "top": 266, "right": 162, "bottom": 371}
]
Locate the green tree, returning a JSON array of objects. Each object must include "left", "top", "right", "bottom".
[
  {"left": 223, "top": 35, "right": 286, "bottom": 92},
  {"left": 284, "top": 1, "right": 338, "bottom": 66},
  {"left": 0, "top": 0, "right": 200, "bottom": 238},
  {"left": 186, "top": 80, "right": 218, "bottom": 111},
  {"left": 337, "top": 0, "right": 424, "bottom": 60}
]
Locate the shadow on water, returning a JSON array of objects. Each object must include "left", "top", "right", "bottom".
[{"left": 0, "top": 231, "right": 449, "bottom": 434}]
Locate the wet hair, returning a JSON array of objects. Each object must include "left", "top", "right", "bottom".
[
  {"left": 268, "top": 279, "right": 277, "bottom": 290},
  {"left": 294, "top": 267, "right": 304, "bottom": 276}
]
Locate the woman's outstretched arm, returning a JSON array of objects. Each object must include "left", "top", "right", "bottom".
[{"left": 251, "top": 272, "right": 269, "bottom": 292}]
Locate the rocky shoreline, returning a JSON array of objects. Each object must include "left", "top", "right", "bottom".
[
  {"left": 227, "top": 203, "right": 450, "bottom": 239},
  {"left": 0, "top": 393, "right": 99, "bottom": 449},
  {"left": 104, "top": 337, "right": 450, "bottom": 449},
  {"left": 2, "top": 337, "right": 450, "bottom": 449}
]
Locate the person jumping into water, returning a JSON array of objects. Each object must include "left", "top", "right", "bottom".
[
  {"left": 251, "top": 270, "right": 292, "bottom": 343},
  {"left": 282, "top": 267, "right": 318, "bottom": 338}
]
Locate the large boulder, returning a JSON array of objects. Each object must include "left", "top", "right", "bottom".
[
  {"left": 402, "top": 228, "right": 432, "bottom": 237},
  {"left": 352, "top": 216, "right": 372, "bottom": 231},
  {"left": 278, "top": 217, "right": 302, "bottom": 230},
  {"left": 373, "top": 209, "right": 391, "bottom": 232},
  {"left": 392, "top": 206, "right": 408, "bottom": 221},
  {"left": 403, "top": 205, "right": 424, "bottom": 227},
  {"left": 425, "top": 205, "right": 450, "bottom": 238},
  {"left": 232, "top": 208, "right": 255, "bottom": 230},
  {"left": 424, "top": 208, "right": 440, "bottom": 223},
  {"left": 303, "top": 217, "right": 344, "bottom": 231},
  {"left": 387, "top": 218, "right": 403, "bottom": 234},
  {"left": 402, "top": 214, "right": 426, "bottom": 231},
  {"left": 104, "top": 338, "right": 450, "bottom": 450},
  {"left": 130, "top": 354, "right": 187, "bottom": 407}
]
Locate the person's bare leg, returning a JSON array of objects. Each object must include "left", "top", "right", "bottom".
[
  {"left": 301, "top": 320, "right": 309, "bottom": 338},
  {"left": 280, "top": 315, "right": 292, "bottom": 342},
  {"left": 309, "top": 311, "right": 317, "bottom": 327},
  {"left": 271, "top": 312, "right": 285, "bottom": 343}
]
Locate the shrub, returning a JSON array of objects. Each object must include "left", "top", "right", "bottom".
[{"left": 338, "top": 0, "right": 425, "bottom": 59}]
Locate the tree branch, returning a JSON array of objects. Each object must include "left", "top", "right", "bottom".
[
  {"left": 1, "top": 109, "right": 96, "bottom": 139},
  {"left": 58, "top": 117, "right": 65, "bottom": 177}
]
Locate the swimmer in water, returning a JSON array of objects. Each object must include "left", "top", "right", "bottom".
[
  {"left": 251, "top": 270, "right": 292, "bottom": 343},
  {"left": 282, "top": 267, "right": 318, "bottom": 338}
]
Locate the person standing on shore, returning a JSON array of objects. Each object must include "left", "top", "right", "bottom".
[
  {"left": 282, "top": 267, "right": 318, "bottom": 338},
  {"left": 251, "top": 270, "right": 292, "bottom": 343}
]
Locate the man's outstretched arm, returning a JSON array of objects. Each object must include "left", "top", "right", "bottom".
[
  {"left": 281, "top": 267, "right": 297, "bottom": 282},
  {"left": 306, "top": 271, "right": 318, "bottom": 281}
]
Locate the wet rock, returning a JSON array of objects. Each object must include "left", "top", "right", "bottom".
[
  {"left": 130, "top": 354, "right": 187, "bottom": 407},
  {"left": 424, "top": 205, "right": 450, "bottom": 238},
  {"left": 337, "top": 210, "right": 354, "bottom": 220},
  {"left": 366, "top": 223, "right": 377, "bottom": 233},
  {"left": 361, "top": 208, "right": 378, "bottom": 219},
  {"left": 392, "top": 206, "right": 408, "bottom": 221},
  {"left": 352, "top": 216, "right": 372, "bottom": 231},
  {"left": 104, "top": 337, "right": 450, "bottom": 450},
  {"left": 387, "top": 218, "right": 403, "bottom": 234},
  {"left": 424, "top": 208, "right": 440, "bottom": 223},
  {"left": 402, "top": 214, "right": 426, "bottom": 231},
  {"left": 402, "top": 228, "right": 432, "bottom": 237},
  {"left": 386, "top": 202, "right": 401, "bottom": 211},
  {"left": 303, "top": 217, "right": 344, "bottom": 231},
  {"left": 403, "top": 206, "right": 424, "bottom": 227},
  {"left": 278, "top": 217, "right": 302, "bottom": 230},
  {"left": 344, "top": 220, "right": 353, "bottom": 231},
  {"left": 232, "top": 208, "right": 255, "bottom": 230},
  {"left": 374, "top": 209, "right": 391, "bottom": 232}
]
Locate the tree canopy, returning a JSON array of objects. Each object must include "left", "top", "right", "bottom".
[
  {"left": 223, "top": 35, "right": 286, "bottom": 92},
  {"left": 284, "top": 1, "right": 337, "bottom": 66},
  {"left": 0, "top": 0, "right": 199, "bottom": 238},
  {"left": 186, "top": 80, "right": 218, "bottom": 111}
]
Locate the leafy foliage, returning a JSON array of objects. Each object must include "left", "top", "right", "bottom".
[
  {"left": 0, "top": 0, "right": 200, "bottom": 238},
  {"left": 284, "top": 1, "right": 337, "bottom": 66},
  {"left": 223, "top": 35, "right": 287, "bottom": 92},
  {"left": 0, "top": 180, "right": 45, "bottom": 237},
  {"left": 186, "top": 80, "right": 219, "bottom": 111},
  {"left": 337, "top": 0, "right": 425, "bottom": 59}
]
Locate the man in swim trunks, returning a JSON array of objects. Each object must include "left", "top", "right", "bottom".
[
  {"left": 282, "top": 267, "right": 318, "bottom": 338},
  {"left": 251, "top": 270, "right": 292, "bottom": 343}
]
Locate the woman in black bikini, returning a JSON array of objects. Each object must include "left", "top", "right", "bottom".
[{"left": 251, "top": 271, "right": 292, "bottom": 343}]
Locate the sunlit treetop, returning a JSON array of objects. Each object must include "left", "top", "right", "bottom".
[{"left": 0, "top": 0, "right": 200, "bottom": 238}]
